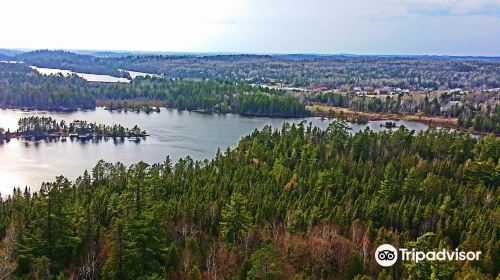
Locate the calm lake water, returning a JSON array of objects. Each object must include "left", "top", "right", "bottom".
[
  {"left": 0, "top": 108, "right": 429, "bottom": 194},
  {"left": 31, "top": 66, "right": 131, "bottom": 83}
]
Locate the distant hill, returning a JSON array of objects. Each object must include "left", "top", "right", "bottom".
[
  {"left": 0, "top": 54, "right": 11, "bottom": 61},
  {"left": 0, "top": 48, "right": 25, "bottom": 57},
  {"left": 17, "top": 49, "right": 92, "bottom": 62},
  {"left": 16, "top": 50, "right": 128, "bottom": 78},
  {"left": 3, "top": 49, "right": 499, "bottom": 89}
]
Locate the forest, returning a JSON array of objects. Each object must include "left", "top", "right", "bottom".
[
  {"left": 0, "top": 63, "right": 94, "bottom": 111},
  {"left": 458, "top": 104, "right": 500, "bottom": 134},
  {"left": 15, "top": 116, "right": 147, "bottom": 138},
  {"left": 11, "top": 50, "right": 500, "bottom": 90},
  {"left": 16, "top": 51, "right": 129, "bottom": 78},
  {"left": 91, "top": 77, "right": 310, "bottom": 117},
  {"left": 0, "top": 121, "right": 498, "bottom": 279},
  {"left": 309, "top": 92, "right": 500, "bottom": 134},
  {"left": 0, "top": 63, "right": 310, "bottom": 117},
  {"left": 309, "top": 93, "right": 402, "bottom": 114}
]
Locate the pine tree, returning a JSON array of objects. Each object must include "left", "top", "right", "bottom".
[
  {"left": 220, "top": 193, "right": 253, "bottom": 244},
  {"left": 247, "top": 243, "right": 284, "bottom": 280}
]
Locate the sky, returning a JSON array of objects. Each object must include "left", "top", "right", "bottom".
[{"left": 1, "top": 0, "right": 499, "bottom": 56}]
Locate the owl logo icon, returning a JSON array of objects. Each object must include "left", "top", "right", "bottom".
[{"left": 375, "top": 244, "right": 398, "bottom": 267}]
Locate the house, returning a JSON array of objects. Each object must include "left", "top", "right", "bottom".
[
  {"left": 441, "top": 100, "right": 463, "bottom": 112},
  {"left": 449, "top": 88, "right": 464, "bottom": 95},
  {"left": 378, "top": 86, "right": 392, "bottom": 95}
]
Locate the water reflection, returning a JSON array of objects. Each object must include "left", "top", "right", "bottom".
[
  {"left": 30, "top": 66, "right": 131, "bottom": 83},
  {"left": 0, "top": 107, "right": 430, "bottom": 193}
]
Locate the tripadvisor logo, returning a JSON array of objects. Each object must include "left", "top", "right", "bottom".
[
  {"left": 375, "top": 244, "right": 398, "bottom": 267},
  {"left": 374, "top": 244, "right": 481, "bottom": 267}
]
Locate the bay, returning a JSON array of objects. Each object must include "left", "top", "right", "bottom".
[{"left": 0, "top": 108, "right": 428, "bottom": 193}]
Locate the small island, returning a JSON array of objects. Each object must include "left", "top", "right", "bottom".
[
  {"left": 325, "top": 111, "right": 369, "bottom": 124},
  {"left": 0, "top": 128, "right": 13, "bottom": 142},
  {"left": 14, "top": 116, "right": 148, "bottom": 141},
  {"left": 381, "top": 121, "right": 398, "bottom": 129},
  {"left": 347, "top": 114, "right": 369, "bottom": 125},
  {"left": 99, "top": 100, "right": 162, "bottom": 113}
]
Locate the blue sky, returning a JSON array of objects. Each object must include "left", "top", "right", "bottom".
[{"left": 1, "top": 0, "right": 499, "bottom": 56}]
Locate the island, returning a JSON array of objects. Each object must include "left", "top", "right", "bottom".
[
  {"left": 101, "top": 100, "right": 162, "bottom": 113},
  {"left": 14, "top": 116, "right": 148, "bottom": 141},
  {"left": 381, "top": 121, "right": 398, "bottom": 129},
  {"left": 1, "top": 121, "right": 498, "bottom": 279},
  {"left": 0, "top": 128, "right": 12, "bottom": 141}
]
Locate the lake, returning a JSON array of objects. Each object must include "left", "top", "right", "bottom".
[
  {"left": 0, "top": 108, "right": 429, "bottom": 194},
  {"left": 31, "top": 66, "right": 132, "bottom": 83}
]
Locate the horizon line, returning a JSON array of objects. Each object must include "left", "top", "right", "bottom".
[{"left": 1, "top": 47, "right": 500, "bottom": 59}]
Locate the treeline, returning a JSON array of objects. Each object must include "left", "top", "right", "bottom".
[
  {"left": 17, "top": 50, "right": 130, "bottom": 78},
  {"left": 91, "top": 77, "right": 310, "bottom": 116},
  {"left": 311, "top": 93, "right": 402, "bottom": 114},
  {"left": 0, "top": 63, "right": 310, "bottom": 117},
  {"left": 309, "top": 91, "right": 500, "bottom": 133},
  {"left": 17, "top": 116, "right": 147, "bottom": 138},
  {"left": 0, "top": 127, "right": 12, "bottom": 140},
  {"left": 102, "top": 100, "right": 162, "bottom": 113},
  {"left": 0, "top": 122, "right": 498, "bottom": 279},
  {"left": 12, "top": 50, "right": 500, "bottom": 90},
  {"left": 458, "top": 104, "right": 500, "bottom": 134},
  {"left": 0, "top": 63, "right": 95, "bottom": 110},
  {"left": 309, "top": 92, "right": 448, "bottom": 116},
  {"left": 232, "top": 93, "right": 310, "bottom": 117},
  {"left": 92, "top": 77, "right": 250, "bottom": 112}
]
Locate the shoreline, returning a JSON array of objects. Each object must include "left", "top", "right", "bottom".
[
  {"left": 1, "top": 102, "right": 311, "bottom": 118},
  {"left": 1, "top": 132, "right": 149, "bottom": 141},
  {"left": 308, "top": 104, "right": 458, "bottom": 126},
  {"left": 308, "top": 104, "right": 499, "bottom": 137},
  {"left": 1, "top": 104, "right": 497, "bottom": 136}
]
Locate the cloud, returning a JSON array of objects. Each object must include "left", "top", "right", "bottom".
[
  {"left": 407, "top": 0, "right": 500, "bottom": 16},
  {"left": 361, "top": 0, "right": 500, "bottom": 20},
  {"left": 360, "top": 5, "right": 411, "bottom": 20}
]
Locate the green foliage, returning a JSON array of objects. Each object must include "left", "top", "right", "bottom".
[
  {"left": 343, "top": 251, "right": 365, "bottom": 280},
  {"left": 404, "top": 233, "right": 459, "bottom": 280},
  {"left": 0, "top": 62, "right": 93, "bottom": 110},
  {"left": 0, "top": 63, "right": 309, "bottom": 117},
  {"left": 234, "top": 93, "right": 311, "bottom": 117},
  {"left": 247, "top": 243, "right": 284, "bottom": 280},
  {"left": 16, "top": 116, "right": 146, "bottom": 138},
  {"left": 0, "top": 121, "right": 498, "bottom": 279},
  {"left": 16, "top": 50, "right": 500, "bottom": 89},
  {"left": 221, "top": 193, "right": 253, "bottom": 244},
  {"left": 459, "top": 104, "right": 500, "bottom": 134},
  {"left": 187, "top": 266, "right": 202, "bottom": 280}
]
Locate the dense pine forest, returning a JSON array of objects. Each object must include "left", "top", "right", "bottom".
[
  {"left": 92, "top": 77, "right": 310, "bottom": 117},
  {"left": 12, "top": 50, "right": 500, "bottom": 89},
  {"left": 0, "top": 63, "right": 94, "bottom": 110},
  {"left": 0, "top": 122, "right": 498, "bottom": 279},
  {"left": 0, "top": 63, "right": 310, "bottom": 117}
]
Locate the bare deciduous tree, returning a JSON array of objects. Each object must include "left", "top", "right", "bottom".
[
  {"left": 78, "top": 250, "right": 99, "bottom": 280},
  {"left": 0, "top": 222, "right": 18, "bottom": 280}
]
